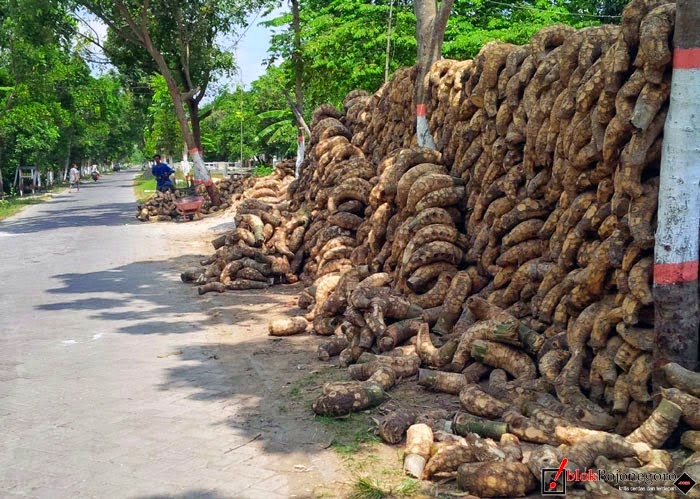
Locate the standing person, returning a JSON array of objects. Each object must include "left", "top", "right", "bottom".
[
  {"left": 151, "top": 154, "right": 175, "bottom": 193},
  {"left": 69, "top": 163, "right": 80, "bottom": 193},
  {"left": 91, "top": 164, "right": 100, "bottom": 181}
]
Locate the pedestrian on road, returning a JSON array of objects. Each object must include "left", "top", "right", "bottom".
[
  {"left": 151, "top": 154, "right": 175, "bottom": 193},
  {"left": 69, "top": 163, "right": 80, "bottom": 193}
]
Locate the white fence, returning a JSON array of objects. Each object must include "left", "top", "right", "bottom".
[{"left": 173, "top": 161, "right": 254, "bottom": 178}]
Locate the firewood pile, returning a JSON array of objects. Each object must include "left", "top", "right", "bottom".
[
  {"left": 180, "top": 161, "right": 310, "bottom": 293},
  {"left": 270, "top": 0, "right": 700, "bottom": 495},
  {"left": 135, "top": 176, "right": 245, "bottom": 222}
]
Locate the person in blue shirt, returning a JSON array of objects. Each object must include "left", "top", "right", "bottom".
[{"left": 151, "top": 154, "right": 175, "bottom": 193}]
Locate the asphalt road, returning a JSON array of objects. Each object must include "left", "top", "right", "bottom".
[{"left": 0, "top": 172, "right": 298, "bottom": 498}]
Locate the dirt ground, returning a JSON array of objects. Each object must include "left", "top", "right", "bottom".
[{"left": 159, "top": 212, "right": 471, "bottom": 498}]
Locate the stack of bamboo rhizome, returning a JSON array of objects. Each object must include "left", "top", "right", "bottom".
[
  {"left": 179, "top": 160, "right": 318, "bottom": 294},
  {"left": 288, "top": 0, "right": 700, "bottom": 495},
  {"left": 136, "top": 175, "right": 246, "bottom": 222}
]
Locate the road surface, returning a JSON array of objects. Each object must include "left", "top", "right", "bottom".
[{"left": 0, "top": 173, "right": 341, "bottom": 498}]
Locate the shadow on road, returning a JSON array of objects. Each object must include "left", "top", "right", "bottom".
[
  {"left": 40, "top": 255, "right": 213, "bottom": 335},
  {"left": 136, "top": 492, "right": 230, "bottom": 499},
  {"left": 0, "top": 201, "right": 138, "bottom": 234},
  {"left": 38, "top": 254, "right": 350, "bottom": 461}
]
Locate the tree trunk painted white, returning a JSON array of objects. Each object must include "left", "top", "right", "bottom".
[
  {"left": 654, "top": 0, "right": 700, "bottom": 378},
  {"left": 295, "top": 130, "right": 305, "bottom": 178},
  {"left": 416, "top": 105, "right": 436, "bottom": 149}
]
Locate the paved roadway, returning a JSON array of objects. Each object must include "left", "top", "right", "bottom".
[{"left": 0, "top": 173, "right": 307, "bottom": 498}]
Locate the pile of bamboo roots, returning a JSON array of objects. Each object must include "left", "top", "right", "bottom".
[
  {"left": 136, "top": 176, "right": 245, "bottom": 222},
  {"left": 270, "top": 0, "right": 700, "bottom": 495},
  {"left": 180, "top": 161, "right": 311, "bottom": 294}
]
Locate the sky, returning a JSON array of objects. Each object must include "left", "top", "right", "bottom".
[
  {"left": 82, "top": 7, "right": 285, "bottom": 90},
  {"left": 235, "top": 7, "right": 285, "bottom": 86}
]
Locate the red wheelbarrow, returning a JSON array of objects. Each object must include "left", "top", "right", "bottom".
[{"left": 173, "top": 195, "right": 204, "bottom": 221}]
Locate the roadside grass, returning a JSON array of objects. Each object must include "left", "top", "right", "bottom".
[
  {"left": 0, "top": 197, "right": 47, "bottom": 220},
  {"left": 133, "top": 172, "right": 157, "bottom": 204},
  {"left": 316, "top": 413, "right": 381, "bottom": 456},
  {"left": 350, "top": 477, "right": 420, "bottom": 499},
  {"left": 0, "top": 184, "right": 65, "bottom": 221}
]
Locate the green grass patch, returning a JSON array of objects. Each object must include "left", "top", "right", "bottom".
[
  {"left": 393, "top": 479, "right": 420, "bottom": 496},
  {"left": 253, "top": 164, "right": 274, "bottom": 177},
  {"left": 0, "top": 194, "right": 54, "bottom": 221},
  {"left": 350, "top": 477, "right": 387, "bottom": 499},
  {"left": 350, "top": 477, "right": 420, "bottom": 499},
  {"left": 316, "top": 412, "right": 381, "bottom": 456},
  {"left": 133, "top": 172, "right": 157, "bottom": 204},
  {"left": 287, "top": 371, "right": 322, "bottom": 402}
]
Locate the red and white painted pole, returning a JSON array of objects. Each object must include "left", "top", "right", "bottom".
[{"left": 654, "top": 0, "right": 700, "bottom": 377}]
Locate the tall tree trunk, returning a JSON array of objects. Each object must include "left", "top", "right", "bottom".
[
  {"left": 653, "top": 0, "right": 700, "bottom": 384},
  {"left": 63, "top": 135, "right": 72, "bottom": 182},
  {"left": 187, "top": 99, "right": 203, "bottom": 152},
  {"left": 142, "top": 32, "right": 220, "bottom": 205},
  {"left": 291, "top": 0, "right": 303, "bottom": 113},
  {"left": 385, "top": 0, "right": 394, "bottom": 84},
  {"left": 291, "top": 0, "right": 305, "bottom": 178},
  {"left": 413, "top": 0, "right": 453, "bottom": 149},
  {"left": 295, "top": 127, "right": 305, "bottom": 178}
]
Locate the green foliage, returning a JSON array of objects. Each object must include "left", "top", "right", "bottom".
[
  {"left": 144, "top": 75, "right": 183, "bottom": 158},
  {"left": 266, "top": 0, "right": 417, "bottom": 108},
  {"left": 200, "top": 67, "right": 297, "bottom": 162},
  {"left": 253, "top": 164, "right": 274, "bottom": 177},
  {"left": 0, "top": 0, "right": 142, "bottom": 194},
  {"left": 77, "top": 0, "right": 277, "bottom": 156},
  {"left": 263, "top": 0, "right": 626, "bottom": 111},
  {"left": 444, "top": 0, "right": 625, "bottom": 59}
]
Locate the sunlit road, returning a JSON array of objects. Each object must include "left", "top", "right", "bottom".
[{"left": 0, "top": 173, "right": 293, "bottom": 498}]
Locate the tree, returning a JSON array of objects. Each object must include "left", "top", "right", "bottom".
[
  {"left": 266, "top": 0, "right": 417, "bottom": 108},
  {"left": 653, "top": 0, "right": 700, "bottom": 379},
  {"left": 75, "top": 1, "right": 270, "bottom": 204},
  {"left": 414, "top": 0, "right": 453, "bottom": 149},
  {"left": 0, "top": 0, "right": 140, "bottom": 193},
  {"left": 199, "top": 67, "right": 297, "bottom": 164},
  {"left": 443, "top": 0, "right": 625, "bottom": 60},
  {"left": 143, "top": 74, "right": 183, "bottom": 161}
]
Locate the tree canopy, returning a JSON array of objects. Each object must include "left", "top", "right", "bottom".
[{"left": 0, "top": 0, "right": 142, "bottom": 193}]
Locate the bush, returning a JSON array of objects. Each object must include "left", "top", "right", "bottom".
[{"left": 253, "top": 164, "right": 274, "bottom": 177}]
